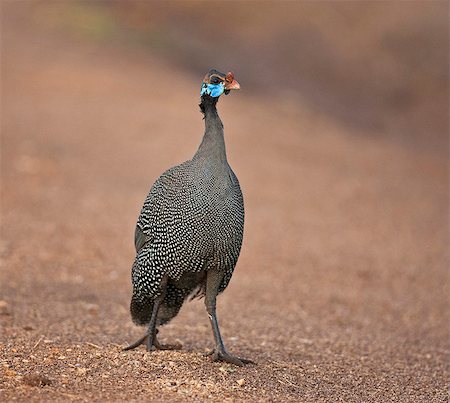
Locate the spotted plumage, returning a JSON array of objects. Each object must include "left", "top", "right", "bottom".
[{"left": 124, "top": 70, "right": 253, "bottom": 366}]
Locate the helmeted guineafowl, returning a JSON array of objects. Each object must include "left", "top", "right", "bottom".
[{"left": 124, "top": 70, "right": 252, "bottom": 366}]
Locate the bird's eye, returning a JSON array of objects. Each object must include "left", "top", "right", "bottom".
[{"left": 210, "top": 76, "right": 221, "bottom": 84}]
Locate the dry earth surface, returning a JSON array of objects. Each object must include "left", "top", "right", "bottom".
[{"left": 1, "top": 4, "right": 449, "bottom": 402}]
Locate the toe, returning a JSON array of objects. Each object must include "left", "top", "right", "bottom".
[
  {"left": 237, "top": 357, "right": 255, "bottom": 365},
  {"left": 210, "top": 350, "right": 244, "bottom": 366},
  {"left": 123, "top": 334, "right": 148, "bottom": 351}
]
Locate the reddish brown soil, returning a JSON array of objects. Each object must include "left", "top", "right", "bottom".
[{"left": 1, "top": 4, "right": 448, "bottom": 402}]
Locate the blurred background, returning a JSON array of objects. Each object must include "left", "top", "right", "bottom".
[
  {"left": 6, "top": 0, "right": 448, "bottom": 155},
  {"left": 1, "top": 1, "right": 448, "bottom": 401}
]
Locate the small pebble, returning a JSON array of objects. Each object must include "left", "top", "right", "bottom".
[
  {"left": 77, "top": 368, "right": 88, "bottom": 376},
  {"left": 219, "top": 365, "right": 235, "bottom": 374},
  {"left": 0, "top": 300, "right": 11, "bottom": 315},
  {"left": 22, "top": 374, "right": 51, "bottom": 387}
]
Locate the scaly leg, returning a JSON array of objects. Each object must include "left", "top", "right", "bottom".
[
  {"left": 124, "top": 276, "right": 169, "bottom": 351},
  {"left": 123, "top": 329, "right": 182, "bottom": 351},
  {"left": 204, "top": 269, "right": 254, "bottom": 366}
]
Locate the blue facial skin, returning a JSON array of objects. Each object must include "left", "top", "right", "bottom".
[{"left": 200, "top": 82, "right": 225, "bottom": 98}]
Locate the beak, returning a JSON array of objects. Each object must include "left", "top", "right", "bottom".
[{"left": 224, "top": 79, "right": 240, "bottom": 91}]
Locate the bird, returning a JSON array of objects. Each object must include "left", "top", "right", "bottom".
[{"left": 123, "top": 69, "right": 253, "bottom": 366}]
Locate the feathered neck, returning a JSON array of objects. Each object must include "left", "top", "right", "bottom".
[{"left": 194, "top": 95, "right": 227, "bottom": 163}]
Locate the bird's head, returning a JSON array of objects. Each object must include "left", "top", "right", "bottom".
[{"left": 200, "top": 69, "right": 240, "bottom": 98}]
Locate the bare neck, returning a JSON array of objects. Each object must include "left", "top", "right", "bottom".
[{"left": 194, "top": 95, "right": 227, "bottom": 164}]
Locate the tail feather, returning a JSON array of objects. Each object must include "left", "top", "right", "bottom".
[
  {"left": 130, "top": 282, "right": 195, "bottom": 326},
  {"left": 130, "top": 294, "right": 154, "bottom": 326},
  {"left": 156, "top": 282, "right": 193, "bottom": 325}
]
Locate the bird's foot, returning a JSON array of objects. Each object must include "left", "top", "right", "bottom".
[
  {"left": 205, "top": 348, "right": 254, "bottom": 366},
  {"left": 123, "top": 333, "right": 149, "bottom": 351},
  {"left": 123, "top": 331, "right": 182, "bottom": 352}
]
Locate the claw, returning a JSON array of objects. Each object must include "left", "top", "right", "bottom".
[
  {"left": 208, "top": 348, "right": 254, "bottom": 366},
  {"left": 237, "top": 357, "right": 255, "bottom": 365},
  {"left": 123, "top": 331, "right": 182, "bottom": 352},
  {"left": 123, "top": 333, "right": 149, "bottom": 351},
  {"left": 204, "top": 349, "right": 214, "bottom": 357}
]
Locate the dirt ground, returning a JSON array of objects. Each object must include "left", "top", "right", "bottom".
[{"left": 1, "top": 4, "right": 449, "bottom": 402}]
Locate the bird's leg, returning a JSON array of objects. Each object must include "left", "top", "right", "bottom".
[
  {"left": 204, "top": 269, "right": 254, "bottom": 366},
  {"left": 123, "top": 276, "right": 168, "bottom": 352},
  {"left": 123, "top": 298, "right": 163, "bottom": 351},
  {"left": 123, "top": 329, "right": 182, "bottom": 351},
  {"left": 143, "top": 290, "right": 165, "bottom": 351},
  {"left": 123, "top": 333, "right": 148, "bottom": 351}
]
